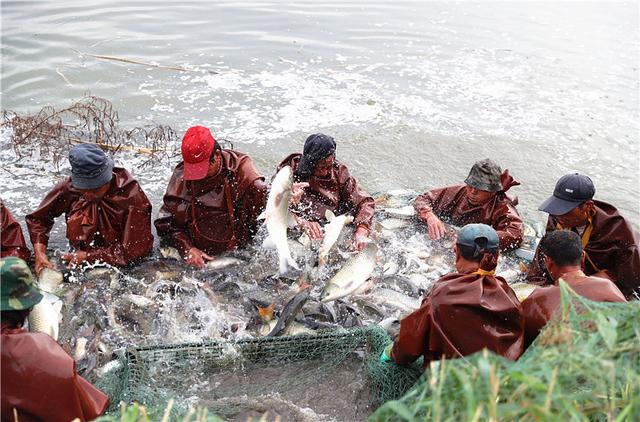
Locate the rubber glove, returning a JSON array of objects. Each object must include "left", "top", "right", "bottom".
[{"left": 379, "top": 344, "right": 394, "bottom": 364}]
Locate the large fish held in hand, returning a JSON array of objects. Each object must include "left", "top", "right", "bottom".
[
  {"left": 321, "top": 243, "right": 378, "bottom": 302},
  {"left": 28, "top": 291, "right": 63, "bottom": 340},
  {"left": 318, "top": 210, "right": 353, "bottom": 266},
  {"left": 259, "top": 166, "right": 299, "bottom": 274}
]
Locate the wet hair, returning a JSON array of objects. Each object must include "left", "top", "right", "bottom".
[
  {"left": 541, "top": 230, "right": 583, "bottom": 266},
  {"left": 1, "top": 309, "right": 31, "bottom": 328}
]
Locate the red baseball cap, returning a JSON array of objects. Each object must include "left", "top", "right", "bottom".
[{"left": 181, "top": 126, "right": 216, "bottom": 180}]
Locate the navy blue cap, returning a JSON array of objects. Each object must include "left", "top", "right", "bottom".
[
  {"left": 296, "top": 133, "right": 336, "bottom": 180},
  {"left": 456, "top": 223, "right": 499, "bottom": 253},
  {"left": 68, "top": 144, "right": 114, "bottom": 190},
  {"left": 539, "top": 173, "right": 595, "bottom": 216}
]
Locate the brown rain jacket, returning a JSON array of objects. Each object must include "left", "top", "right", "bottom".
[
  {"left": 413, "top": 170, "right": 524, "bottom": 250},
  {"left": 526, "top": 200, "right": 640, "bottom": 300},
  {"left": 1, "top": 322, "right": 109, "bottom": 422},
  {"left": 391, "top": 271, "right": 524, "bottom": 366},
  {"left": 522, "top": 277, "right": 626, "bottom": 348},
  {"left": 155, "top": 150, "right": 268, "bottom": 256},
  {"left": 26, "top": 168, "right": 153, "bottom": 266},
  {"left": 1, "top": 201, "right": 31, "bottom": 261},
  {"left": 276, "top": 153, "right": 375, "bottom": 231}
]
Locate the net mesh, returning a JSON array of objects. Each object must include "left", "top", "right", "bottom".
[{"left": 98, "top": 326, "right": 423, "bottom": 419}]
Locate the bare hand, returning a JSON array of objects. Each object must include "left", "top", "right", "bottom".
[
  {"left": 61, "top": 251, "right": 89, "bottom": 268},
  {"left": 425, "top": 213, "right": 446, "bottom": 240},
  {"left": 351, "top": 227, "right": 370, "bottom": 251},
  {"left": 297, "top": 218, "right": 324, "bottom": 240},
  {"left": 186, "top": 247, "right": 215, "bottom": 268},
  {"left": 290, "top": 182, "right": 309, "bottom": 205},
  {"left": 33, "top": 243, "right": 57, "bottom": 275}
]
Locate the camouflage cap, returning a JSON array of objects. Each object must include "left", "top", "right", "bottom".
[
  {"left": 464, "top": 158, "right": 503, "bottom": 192},
  {"left": 1, "top": 257, "right": 43, "bottom": 311}
]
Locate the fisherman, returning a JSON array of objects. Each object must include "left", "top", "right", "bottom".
[
  {"left": 0, "top": 257, "right": 109, "bottom": 421},
  {"left": 413, "top": 158, "right": 524, "bottom": 251},
  {"left": 155, "top": 126, "right": 268, "bottom": 268},
  {"left": 526, "top": 173, "right": 640, "bottom": 300},
  {"left": 26, "top": 144, "right": 154, "bottom": 273},
  {"left": 522, "top": 230, "right": 626, "bottom": 347},
  {"left": 1, "top": 200, "right": 31, "bottom": 261},
  {"left": 276, "top": 133, "right": 375, "bottom": 251},
  {"left": 380, "top": 224, "right": 524, "bottom": 366}
]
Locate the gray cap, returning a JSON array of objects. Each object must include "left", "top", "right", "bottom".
[
  {"left": 457, "top": 223, "right": 499, "bottom": 253},
  {"left": 69, "top": 144, "right": 114, "bottom": 190},
  {"left": 464, "top": 158, "right": 503, "bottom": 192}
]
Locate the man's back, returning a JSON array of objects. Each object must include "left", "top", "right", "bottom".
[{"left": 522, "top": 277, "right": 627, "bottom": 347}]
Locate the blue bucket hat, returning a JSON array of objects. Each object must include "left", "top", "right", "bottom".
[{"left": 69, "top": 144, "right": 114, "bottom": 190}]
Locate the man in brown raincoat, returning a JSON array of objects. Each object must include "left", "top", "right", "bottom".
[
  {"left": 1, "top": 257, "right": 109, "bottom": 421},
  {"left": 26, "top": 144, "right": 153, "bottom": 273},
  {"left": 526, "top": 173, "right": 640, "bottom": 300},
  {"left": 155, "top": 126, "right": 268, "bottom": 268},
  {"left": 413, "top": 158, "right": 524, "bottom": 251},
  {"left": 1, "top": 200, "right": 31, "bottom": 261},
  {"left": 522, "top": 230, "right": 626, "bottom": 348},
  {"left": 381, "top": 224, "right": 524, "bottom": 366},
  {"left": 276, "top": 133, "right": 375, "bottom": 251}
]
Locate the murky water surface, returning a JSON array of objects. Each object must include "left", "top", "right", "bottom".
[{"left": 2, "top": 1, "right": 638, "bottom": 226}]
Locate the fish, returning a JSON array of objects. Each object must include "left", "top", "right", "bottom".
[
  {"left": 75, "top": 337, "right": 88, "bottom": 361},
  {"left": 205, "top": 256, "right": 245, "bottom": 271},
  {"left": 379, "top": 218, "right": 410, "bottom": 231},
  {"left": 160, "top": 246, "right": 183, "bottom": 261},
  {"left": 28, "top": 291, "right": 63, "bottom": 340},
  {"left": 37, "top": 268, "right": 64, "bottom": 293},
  {"left": 259, "top": 165, "right": 299, "bottom": 274},
  {"left": 321, "top": 243, "right": 378, "bottom": 302},
  {"left": 382, "top": 205, "right": 415, "bottom": 220},
  {"left": 378, "top": 317, "right": 401, "bottom": 339},
  {"left": 267, "top": 289, "right": 310, "bottom": 336},
  {"left": 257, "top": 303, "right": 276, "bottom": 322},
  {"left": 514, "top": 248, "right": 535, "bottom": 262},
  {"left": 509, "top": 282, "right": 538, "bottom": 302},
  {"left": 370, "top": 287, "right": 420, "bottom": 314},
  {"left": 382, "top": 261, "right": 399, "bottom": 278},
  {"left": 319, "top": 210, "right": 354, "bottom": 266},
  {"left": 259, "top": 319, "right": 316, "bottom": 336}
]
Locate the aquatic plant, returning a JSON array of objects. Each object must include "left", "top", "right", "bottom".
[{"left": 370, "top": 283, "right": 640, "bottom": 421}]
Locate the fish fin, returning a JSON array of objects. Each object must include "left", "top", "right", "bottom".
[
  {"left": 287, "top": 212, "right": 297, "bottom": 228},
  {"left": 325, "top": 209, "right": 336, "bottom": 221},
  {"left": 262, "top": 235, "right": 276, "bottom": 249},
  {"left": 257, "top": 303, "right": 276, "bottom": 322}
]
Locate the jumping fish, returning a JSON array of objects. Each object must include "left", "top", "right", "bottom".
[
  {"left": 321, "top": 243, "right": 378, "bottom": 302},
  {"left": 259, "top": 166, "right": 299, "bottom": 274},
  {"left": 319, "top": 210, "right": 353, "bottom": 266},
  {"left": 28, "top": 291, "right": 63, "bottom": 340},
  {"left": 267, "top": 289, "right": 310, "bottom": 337},
  {"left": 37, "top": 268, "right": 64, "bottom": 293}
]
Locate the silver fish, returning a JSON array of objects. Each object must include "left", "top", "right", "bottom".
[
  {"left": 319, "top": 210, "right": 354, "bottom": 266},
  {"left": 382, "top": 205, "right": 415, "bottom": 220},
  {"left": 28, "top": 291, "right": 62, "bottom": 340},
  {"left": 205, "top": 256, "right": 245, "bottom": 271},
  {"left": 259, "top": 165, "right": 299, "bottom": 274},
  {"left": 370, "top": 287, "right": 420, "bottom": 314},
  {"left": 37, "top": 268, "right": 64, "bottom": 293},
  {"left": 321, "top": 243, "right": 378, "bottom": 302},
  {"left": 378, "top": 317, "right": 401, "bottom": 339},
  {"left": 259, "top": 319, "right": 316, "bottom": 336},
  {"left": 379, "top": 218, "right": 410, "bottom": 231}
]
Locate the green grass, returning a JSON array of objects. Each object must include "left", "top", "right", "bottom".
[{"left": 370, "top": 283, "right": 640, "bottom": 421}]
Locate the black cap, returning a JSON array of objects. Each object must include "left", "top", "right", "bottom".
[
  {"left": 296, "top": 133, "right": 336, "bottom": 180},
  {"left": 464, "top": 159, "right": 503, "bottom": 192},
  {"left": 538, "top": 173, "right": 595, "bottom": 216}
]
